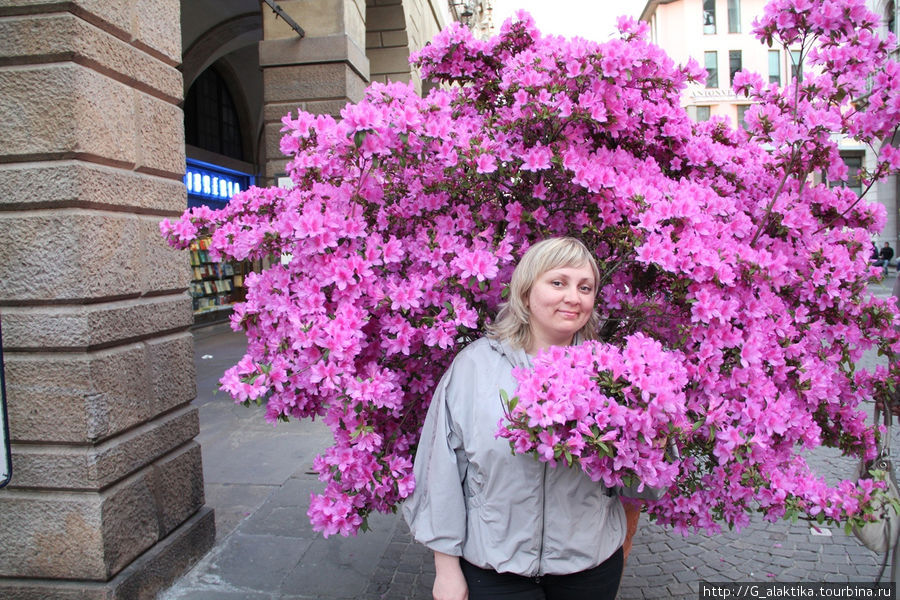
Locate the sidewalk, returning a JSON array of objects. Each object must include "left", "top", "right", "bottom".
[{"left": 160, "top": 277, "right": 898, "bottom": 599}]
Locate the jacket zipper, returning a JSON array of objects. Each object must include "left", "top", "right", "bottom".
[{"left": 536, "top": 460, "right": 548, "bottom": 578}]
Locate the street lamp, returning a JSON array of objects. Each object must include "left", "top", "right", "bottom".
[{"left": 449, "top": 1, "right": 475, "bottom": 27}]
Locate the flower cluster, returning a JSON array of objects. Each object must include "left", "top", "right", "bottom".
[
  {"left": 499, "top": 335, "right": 688, "bottom": 492},
  {"left": 160, "top": 0, "right": 900, "bottom": 536}
]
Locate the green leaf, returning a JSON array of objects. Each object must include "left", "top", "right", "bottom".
[{"left": 353, "top": 130, "right": 368, "bottom": 148}]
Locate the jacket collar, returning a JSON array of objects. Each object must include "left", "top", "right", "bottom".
[{"left": 487, "top": 333, "right": 585, "bottom": 370}]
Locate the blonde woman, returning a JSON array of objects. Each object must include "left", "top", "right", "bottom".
[{"left": 403, "top": 237, "right": 644, "bottom": 600}]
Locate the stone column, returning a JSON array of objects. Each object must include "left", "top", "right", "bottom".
[
  {"left": 0, "top": 2, "right": 214, "bottom": 598},
  {"left": 366, "top": 0, "right": 414, "bottom": 87},
  {"left": 259, "top": 0, "right": 370, "bottom": 182}
]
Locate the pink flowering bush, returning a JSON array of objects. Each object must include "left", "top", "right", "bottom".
[
  {"left": 499, "top": 335, "right": 688, "bottom": 492},
  {"left": 162, "top": 0, "right": 900, "bottom": 536}
]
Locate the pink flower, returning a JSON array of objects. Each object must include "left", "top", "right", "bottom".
[
  {"left": 475, "top": 153, "right": 498, "bottom": 173},
  {"left": 521, "top": 144, "right": 552, "bottom": 171},
  {"left": 159, "top": 0, "right": 900, "bottom": 537}
]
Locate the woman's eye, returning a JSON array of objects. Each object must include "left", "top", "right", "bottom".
[
  {"left": 551, "top": 280, "right": 563, "bottom": 287},
  {"left": 580, "top": 285, "right": 594, "bottom": 293}
]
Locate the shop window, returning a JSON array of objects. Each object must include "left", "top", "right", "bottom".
[
  {"left": 729, "top": 50, "right": 742, "bottom": 86},
  {"left": 705, "top": 51, "right": 719, "bottom": 88},
  {"left": 184, "top": 160, "right": 255, "bottom": 323},
  {"left": 728, "top": 0, "right": 741, "bottom": 33},
  {"left": 703, "top": 0, "right": 716, "bottom": 34},
  {"left": 768, "top": 50, "right": 781, "bottom": 85},
  {"left": 696, "top": 106, "right": 712, "bottom": 122},
  {"left": 185, "top": 68, "right": 245, "bottom": 161}
]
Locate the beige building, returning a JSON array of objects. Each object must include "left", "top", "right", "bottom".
[
  {"left": 0, "top": 0, "right": 488, "bottom": 597},
  {"left": 641, "top": 0, "right": 899, "bottom": 248}
]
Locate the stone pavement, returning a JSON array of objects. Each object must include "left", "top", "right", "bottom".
[{"left": 159, "top": 276, "right": 899, "bottom": 600}]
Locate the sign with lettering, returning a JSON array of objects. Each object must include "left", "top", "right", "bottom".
[{"left": 184, "top": 159, "right": 255, "bottom": 210}]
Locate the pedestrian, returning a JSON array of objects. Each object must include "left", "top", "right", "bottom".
[
  {"left": 875, "top": 242, "right": 895, "bottom": 276},
  {"left": 402, "top": 237, "right": 662, "bottom": 600}
]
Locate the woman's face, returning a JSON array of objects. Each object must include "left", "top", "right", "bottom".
[{"left": 526, "top": 262, "right": 596, "bottom": 353}]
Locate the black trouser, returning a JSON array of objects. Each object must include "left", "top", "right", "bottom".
[{"left": 460, "top": 547, "right": 624, "bottom": 600}]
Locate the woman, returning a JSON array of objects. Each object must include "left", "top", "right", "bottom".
[{"left": 402, "top": 237, "right": 631, "bottom": 600}]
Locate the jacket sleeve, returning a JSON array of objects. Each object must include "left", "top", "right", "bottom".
[{"left": 401, "top": 360, "right": 468, "bottom": 556}]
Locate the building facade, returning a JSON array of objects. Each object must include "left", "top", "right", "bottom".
[
  {"left": 0, "top": 1, "right": 483, "bottom": 597},
  {"left": 640, "top": 0, "right": 899, "bottom": 248}
]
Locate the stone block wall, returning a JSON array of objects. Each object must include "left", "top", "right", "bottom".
[
  {"left": 0, "top": 1, "right": 214, "bottom": 598},
  {"left": 365, "top": 0, "right": 447, "bottom": 93},
  {"left": 366, "top": 0, "right": 412, "bottom": 85},
  {"left": 260, "top": 0, "right": 370, "bottom": 181}
]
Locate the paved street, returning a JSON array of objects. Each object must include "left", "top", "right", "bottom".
[{"left": 160, "top": 276, "right": 899, "bottom": 599}]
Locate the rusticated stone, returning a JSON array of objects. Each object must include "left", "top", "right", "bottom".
[
  {"left": 132, "top": 0, "right": 181, "bottom": 64},
  {"left": 147, "top": 443, "right": 205, "bottom": 537},
  {"left": 0, "top": 161, "right": 187, "bottom": 214},
  {"left": 263, "top": 62, "right": 367, "bottom": 104},
  {"left": 0, "top": 490, "right": 106, "bottom": 579},
  {"left": 140, "top": 216, "right": 191, "bottom": 293},
  {"left": 0, "top": 1, "right": 181, "bottom": 64},
  {"left": 5, "top": 333, "right": 196, "bottom": 443},
  {"left": 0, "top": 442, "right": 205, "bottom": 580},
  {"left": 146, "top": 332, "right": 197, "bottom": 414},
  {"left": 262, "top": 0, "right": 344, "bottom": 39},
  {"left": 0, "top": 13, "right": 182, "bottom": 103},
  {"left": 1, "top": 294, "right": 192, "bottom": 351},
  {"left": 0, "top": 211, "right": 188, "bottom": 303},
  {"left": 0, "top": 507, "right": 214, "bottom": 600},
  {"left": 0, "top": 64, "right": 137, "bottom": 164},
  {"left": 266, "top": 158, "right": 291, "bottom": 181},
  {"left": 135, "top": 93, "right": 185, "bottom": 176},
  {"left": 381, "top": 29, "right": 409, "bottom": 47},
  {"left": 367, "top": 4, "right": 406, "bottom": 31},
  {"left": 101, "top": 443, "right": 205, "bottom": 575},
  {"left": 8, "top": 405, "right": 199, "bottom": 490},
  {"left": 367, "top": 46, "right": 411, "bottom": 77},
  {"left": 258, "top": 34, "right": 369, "bottom": 80}
]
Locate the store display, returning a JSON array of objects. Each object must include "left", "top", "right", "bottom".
[{"left": 188, "top": 237, "right": 244, "bottom": 314}]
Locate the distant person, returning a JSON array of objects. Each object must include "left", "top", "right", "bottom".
[{"left": 875, "top": 242, "right": 894, "bottom": 275}]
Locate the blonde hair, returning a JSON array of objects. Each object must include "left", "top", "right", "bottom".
[{"left": 488, "top": 237, "right": 600, "bottom": 349}]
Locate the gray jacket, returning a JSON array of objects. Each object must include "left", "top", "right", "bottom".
[{"left": 401, "top": 337, "right": 627, "bottom": 576}]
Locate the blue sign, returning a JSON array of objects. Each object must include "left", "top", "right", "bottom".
[{"left": 185, "top": 159, "right": 254, "bottom": 210}]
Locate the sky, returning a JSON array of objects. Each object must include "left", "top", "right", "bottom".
[{"left": 490, "top": 0, "right": 646, "bottom": 41}]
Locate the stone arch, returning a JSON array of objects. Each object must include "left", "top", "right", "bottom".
[
  {"left": 364, "top": 0, "right": 451, "bottom": 94},
  {"left": 366, "top": 2, "right": 413, "bottom": 86},
  {"left": 182, "top": 12, "right": 262, "bottom": 94},
  {"left": 182, "top": 8, "right": 263, "bottom": 176},
  {"left": 184, "top": 60, "right": 257, "bottom": 165}
]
